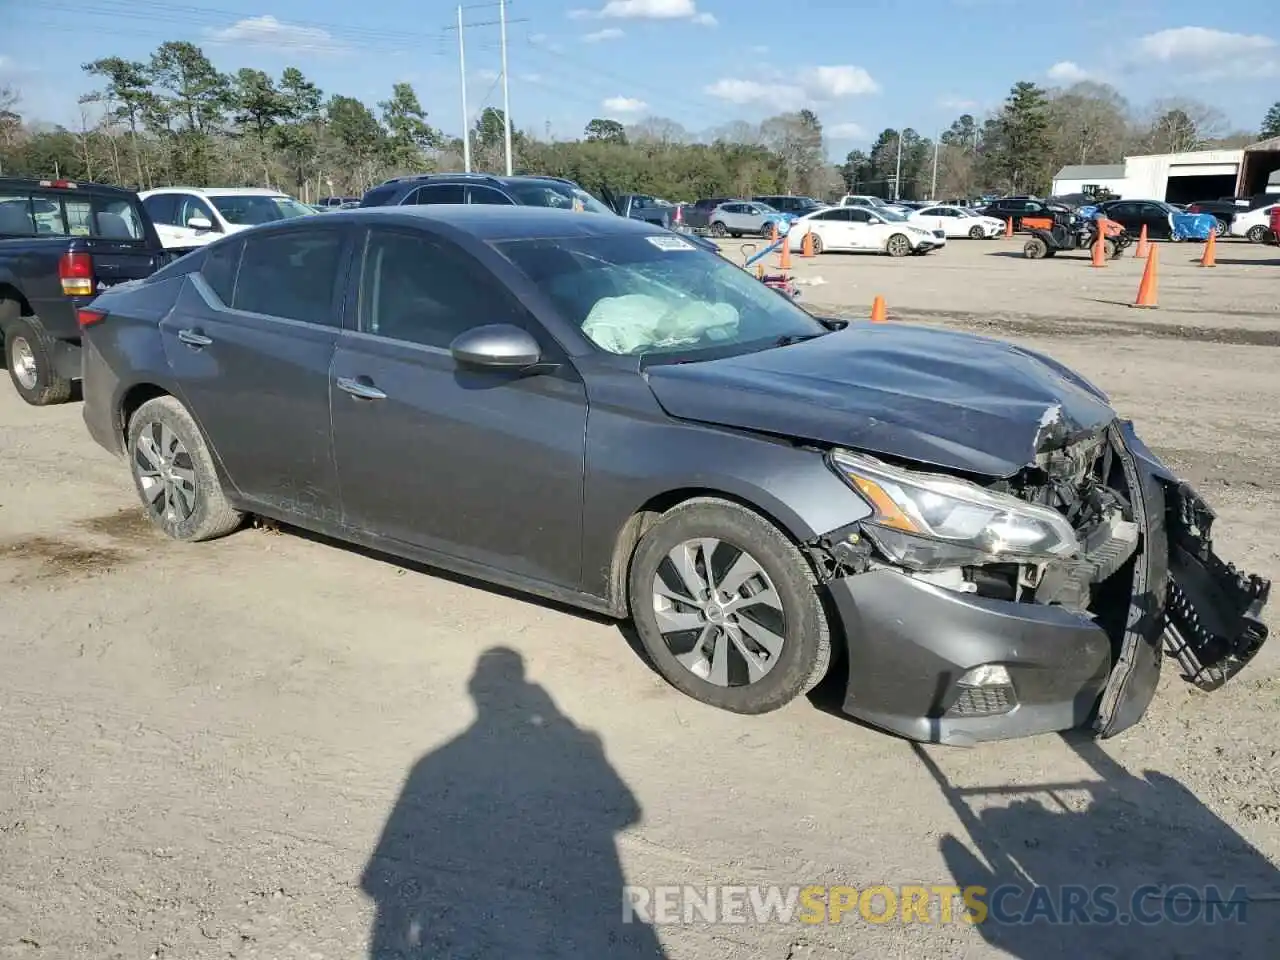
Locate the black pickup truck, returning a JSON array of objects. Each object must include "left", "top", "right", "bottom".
[{"left": 0, "top": 177, "right": 168, "bottom": 405}]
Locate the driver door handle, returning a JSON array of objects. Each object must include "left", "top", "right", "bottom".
[
  {"left": 177, "top": 329, "right": 212, "bottom": 347},
  {"left": 336, "top": 376, "right": 387, "bottom": 401}
]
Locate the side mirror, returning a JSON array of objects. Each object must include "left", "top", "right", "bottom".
[
  {"left": 187, "top": 216, "right": 214, "bottom": 231},
  {"left": 450, "top": 324, "right": 541, "bottom": 370}
]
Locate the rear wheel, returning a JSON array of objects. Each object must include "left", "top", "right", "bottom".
[
  {"left": 710, "top": 221, "right": 727, "bottom": 238},
  {"left": 127, "top": 395, "right": 243, "bottom": 542},
  {"left": 1247, "top": 225, "right": 1267, "bottom": 243},
  {"left": 886, "top": 233, "right": 911, "bottom": 257},
  {"left": 968, "top": 225, "right": 984, "bottom": 239},
  {"left": 809, "top": 232, "right": 824, "bottom": 254},
  {"left": 1023, "top": 236, "right": 1048, "bottom": 259},
  {"left": 1214, "top": 218, "right": 1228, "bottom": 238},
  {"left": 4, "top": 315, "right": 73, "bottom": 407},
  {"left": 628, "top": 497, "right": 831, "bottom": 714}
]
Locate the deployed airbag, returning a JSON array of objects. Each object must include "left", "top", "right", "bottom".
[{"left": 582, "top": 294, "right": 739, "bottom": 354}]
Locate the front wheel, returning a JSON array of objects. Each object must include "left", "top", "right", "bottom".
[
  {"left": 1023, "top": 236, "right": 1048, "bottom": 259},
  {"left": 885, "top": 233, "right": 912, "bottom": 257},
  {"left": 627, "top": 497, "right": 831, "bottom": 714},
  {"left": 4, "top": 316, "right": 73, "bottom": 406},
  {"left": 127, "top": 395, "right": 244, "bottom": 542},
  {"left": 1247, "top": 225, "right": 1267, "bottom": 243}
]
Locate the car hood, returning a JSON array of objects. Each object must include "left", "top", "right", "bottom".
[{"left": 644, "top": 322, "right": 1116, "bottom": 477}]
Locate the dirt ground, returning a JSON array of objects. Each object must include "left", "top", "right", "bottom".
[{"left": 1, "top": 236, "right": 1278, "bottom": 959}]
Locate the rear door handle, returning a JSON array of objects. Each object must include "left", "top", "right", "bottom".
[
  {"left": 178, "top": 329, "right": 212, "bottom": 347},
  {"left": 336, "top": 376, "right": 387, "bottom": 401}
]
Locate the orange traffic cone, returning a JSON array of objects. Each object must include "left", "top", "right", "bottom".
[
  {"left": 1004, "top": 217, "right": 1013, "bottom": 238},
  {"left": 801, "top": 231, "right": 815, "bottom": 258},
  {"left": 1135, "top": 224, "right": 1149, "bottom": 258},
  {"left": 777, "top": 237, "right": 792, "bottom": 271},
  {"left": 1200, "top": 230, "right": 1217, "bottom": 267},
  {"left": 1091, "top": 218, "right": 1107, "bottom": 268},
  {"left": 1131, "top": 242, "right": 1158, "bottom": 309},
  {"left": 870, "top": 295, "right": 887, "bottom": 323}
]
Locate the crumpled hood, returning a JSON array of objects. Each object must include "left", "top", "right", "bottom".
[{"left": 644, "top": 322, "right": 1117, "bottom": 477}]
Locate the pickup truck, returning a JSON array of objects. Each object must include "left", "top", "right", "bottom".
[
  {"left": 601, "top": 188, "right": 676, "bottom": 228},
  {"left": 0, "top": 177, "right": 168, "bottom": 405}
]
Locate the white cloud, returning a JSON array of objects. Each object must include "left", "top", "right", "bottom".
[
  {"left": 603, "top": 95, "right": 648, "bottom": 112},
  {"left": 206, "top": 16, "right": 346, "bottom": 55},
  {"left": 570, "top": 0, "right": 716, "bottom": 24},
  {"left": 1047, "top": 60, "right": 1094, "bottom": 83},
  {"left": 705, "top": 65, "right": 878, "bottom": 108},
  {"left": 583, "top": 28, "right": 625, "bottom": 42},
  {"left": 826, "top": 122, "right": 864, "bottom": 139},
  {"left": 938, "top": 95, "right": 978, "bottom": 110},
  {"left": 749, "top": 45, "right": 769, "bottom": 54},
  {"left": 1136, "top": 26, "right": 1274, "bottom": 60}
]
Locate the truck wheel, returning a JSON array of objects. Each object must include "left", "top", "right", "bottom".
[
  {"left": 1023, "top": 237, "right": 1048, "bottom": 259},
  {"left": 4, "top": 316, "right": 73, "bottom": 407}
]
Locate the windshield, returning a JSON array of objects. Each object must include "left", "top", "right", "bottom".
[
  {"left": 506, "top": 181, "right": 613, "bottom": 214},
  {"left": 499, "top": 235, "right": 826, "bottom": 358},
  {"left": 210, "top": 194, "right": 314, "bottom": 225}
]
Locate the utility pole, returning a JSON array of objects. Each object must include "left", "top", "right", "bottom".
[
  {"left": 457, "top": 5, "right": 472, "bottom": 172},
  {"left": 498, "top": 0, "right": 513, "bottom": 176},
  {"left": 930, "top": 134, "right": 939, "bottom": 200},
  {"left": 893, "top": 131, "right": 903, "bottom": 201}
]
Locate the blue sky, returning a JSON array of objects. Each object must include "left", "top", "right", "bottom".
[{"left": 2, "top": 0, "right": 1277, "bottom": 158}]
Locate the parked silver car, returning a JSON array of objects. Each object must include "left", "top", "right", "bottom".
[{"left": 708, "top": 201, "right": 792, "bottom": 239}]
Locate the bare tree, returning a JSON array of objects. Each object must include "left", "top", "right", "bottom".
[{"left": 1143, "top": 98, "right": 1228, "bottom": 153}]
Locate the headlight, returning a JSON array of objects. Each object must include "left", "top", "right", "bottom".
[{"left": 828, "top": 449, "right": 1080, "bottom": 570}]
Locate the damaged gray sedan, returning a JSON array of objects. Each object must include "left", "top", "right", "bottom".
[{"left": 80, "top": 208, "right": 1269, "bottom": 744}]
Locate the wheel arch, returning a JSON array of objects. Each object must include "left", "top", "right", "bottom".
[
  {"left": 0, "top": 283, "right": 34, "bottom": 326},
  {"left": 604, "top": 483, "right": 822, "bottom": 616}
]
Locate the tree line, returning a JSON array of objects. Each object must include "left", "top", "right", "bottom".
[{"left": 0, "top": 40, "right": 1276, "bottom": 203}]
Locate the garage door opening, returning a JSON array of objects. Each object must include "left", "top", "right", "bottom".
[
  {"left": 1165, "top": 174, "right": 1236, "bottom": 204},
  {"left": 1238, "top": 147, "right": 1280, "bottom": 199}
]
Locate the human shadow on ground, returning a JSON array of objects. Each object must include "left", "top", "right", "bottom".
[
  {"left": 923, "top": 734, "right": 1280, "bottom": 959},
  {"left": 361, "top": 646, "right": 667, "bottom": 959}
]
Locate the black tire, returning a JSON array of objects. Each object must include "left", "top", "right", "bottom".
[
  {"left": 1104, "top": 238, "right": 1118, "bottom": 260},
  {"left": 627, "top": 497, "right": 831, "bottom": 714},
  {"left": 3, "top": 314, "right": 73, "bottom": 406},
  {"left": 968, "top": 225, "right": 984, "bottom": 239},
  {"left": 126, "top": 395, "right": 243, "bottom": 542},
  {"left": 810, "top": 232, "right": 824, "bottom": 254},
  {"left": 885, "top": 233, "right": 911, "bottom": 257},
  {"left": 1023, "top": 237, "right": 1048, "bottom": 259},
  {"left": 1247, "top": 225, "right": 1267, "bottom": 243},
  {"left": 709, "top": 221, "right": 727, "bottom": 237},
  {"left": 1214, "top": 218, "right": 1228, "bottom": 238}
]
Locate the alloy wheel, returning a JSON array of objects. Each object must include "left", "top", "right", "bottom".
[
  {"left": 9, "top": 336, "right": 37, "bottom": 390},
  {"left": 651, "top": 538, "right": 785, "bottom": 687},
  {"left": 133, "top": 419, "right": 198, "bottom": 525}
]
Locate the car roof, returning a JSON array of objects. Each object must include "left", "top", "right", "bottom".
[
  {"left": 325, "top": 204, "right": 668, "bottom": 241},
  {"left": 141, "top": 187, "right": 292, "bottom": 198},
  {"left": 0, "top": 176, "right": 138, "bottom": 196}
]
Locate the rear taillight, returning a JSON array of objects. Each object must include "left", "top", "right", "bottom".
[
  {"left": 78, "top": 308, "right": 107, "bottom": 328},
  {"left": 59, "top": 251, "right": 94, "bottom": 296}
]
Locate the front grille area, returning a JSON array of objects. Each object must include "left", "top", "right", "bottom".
[{"left": 946, "top": 685, "right": 1016, "bottom": 717}]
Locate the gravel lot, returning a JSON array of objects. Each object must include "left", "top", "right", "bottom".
[{"left": 1, "top": 236, "right": 1278, "bottom": 959}]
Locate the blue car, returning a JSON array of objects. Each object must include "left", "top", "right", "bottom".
[{"left": 1093, "top": 199, "right": 1217, "bottom": 242}]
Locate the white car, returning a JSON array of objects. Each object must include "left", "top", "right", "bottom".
[
  {"left": 909, "top": 204, "right": 1004, "bottom": 239},
  {"left": 1228, "top": 203, "right": 1279, "bottom": 242},
  {"left": 139, "top": 187, "right": 316, "bottom": 251},
  {"left": 787, "top": 205, "right": 946, "bottom": 256}
]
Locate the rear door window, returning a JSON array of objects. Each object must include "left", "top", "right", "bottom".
[
  {"left": 407, "top": 184, "right": 466, "bottom": 205},
  {"left": 467, "top": 186, "right": 514, "bottom": 205},
  {"left": 200, "top": 239, "right": 244, "bottom": 305},
  {"left": 232, "top": 228, "right": 345, "bottom": 325}
]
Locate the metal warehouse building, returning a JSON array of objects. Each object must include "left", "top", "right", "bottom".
[{"left": 1051, "top": 138, "right": 1280, "bottom": 203}]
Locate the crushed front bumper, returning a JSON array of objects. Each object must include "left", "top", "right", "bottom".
[{"left": 824, "top": 424, "right": 1270, "bottom": 746}]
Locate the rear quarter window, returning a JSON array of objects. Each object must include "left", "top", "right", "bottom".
[{"left": 360, "top": 184, "right": 402, "bottom": 207}]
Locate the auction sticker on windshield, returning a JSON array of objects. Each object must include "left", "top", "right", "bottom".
[{"left": 646, "top": 235, "right": 696, "bottom": 252}]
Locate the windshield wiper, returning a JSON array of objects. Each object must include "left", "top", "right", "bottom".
[{"left": 774, "top": 332, "right": 827, "bottom": 347}]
